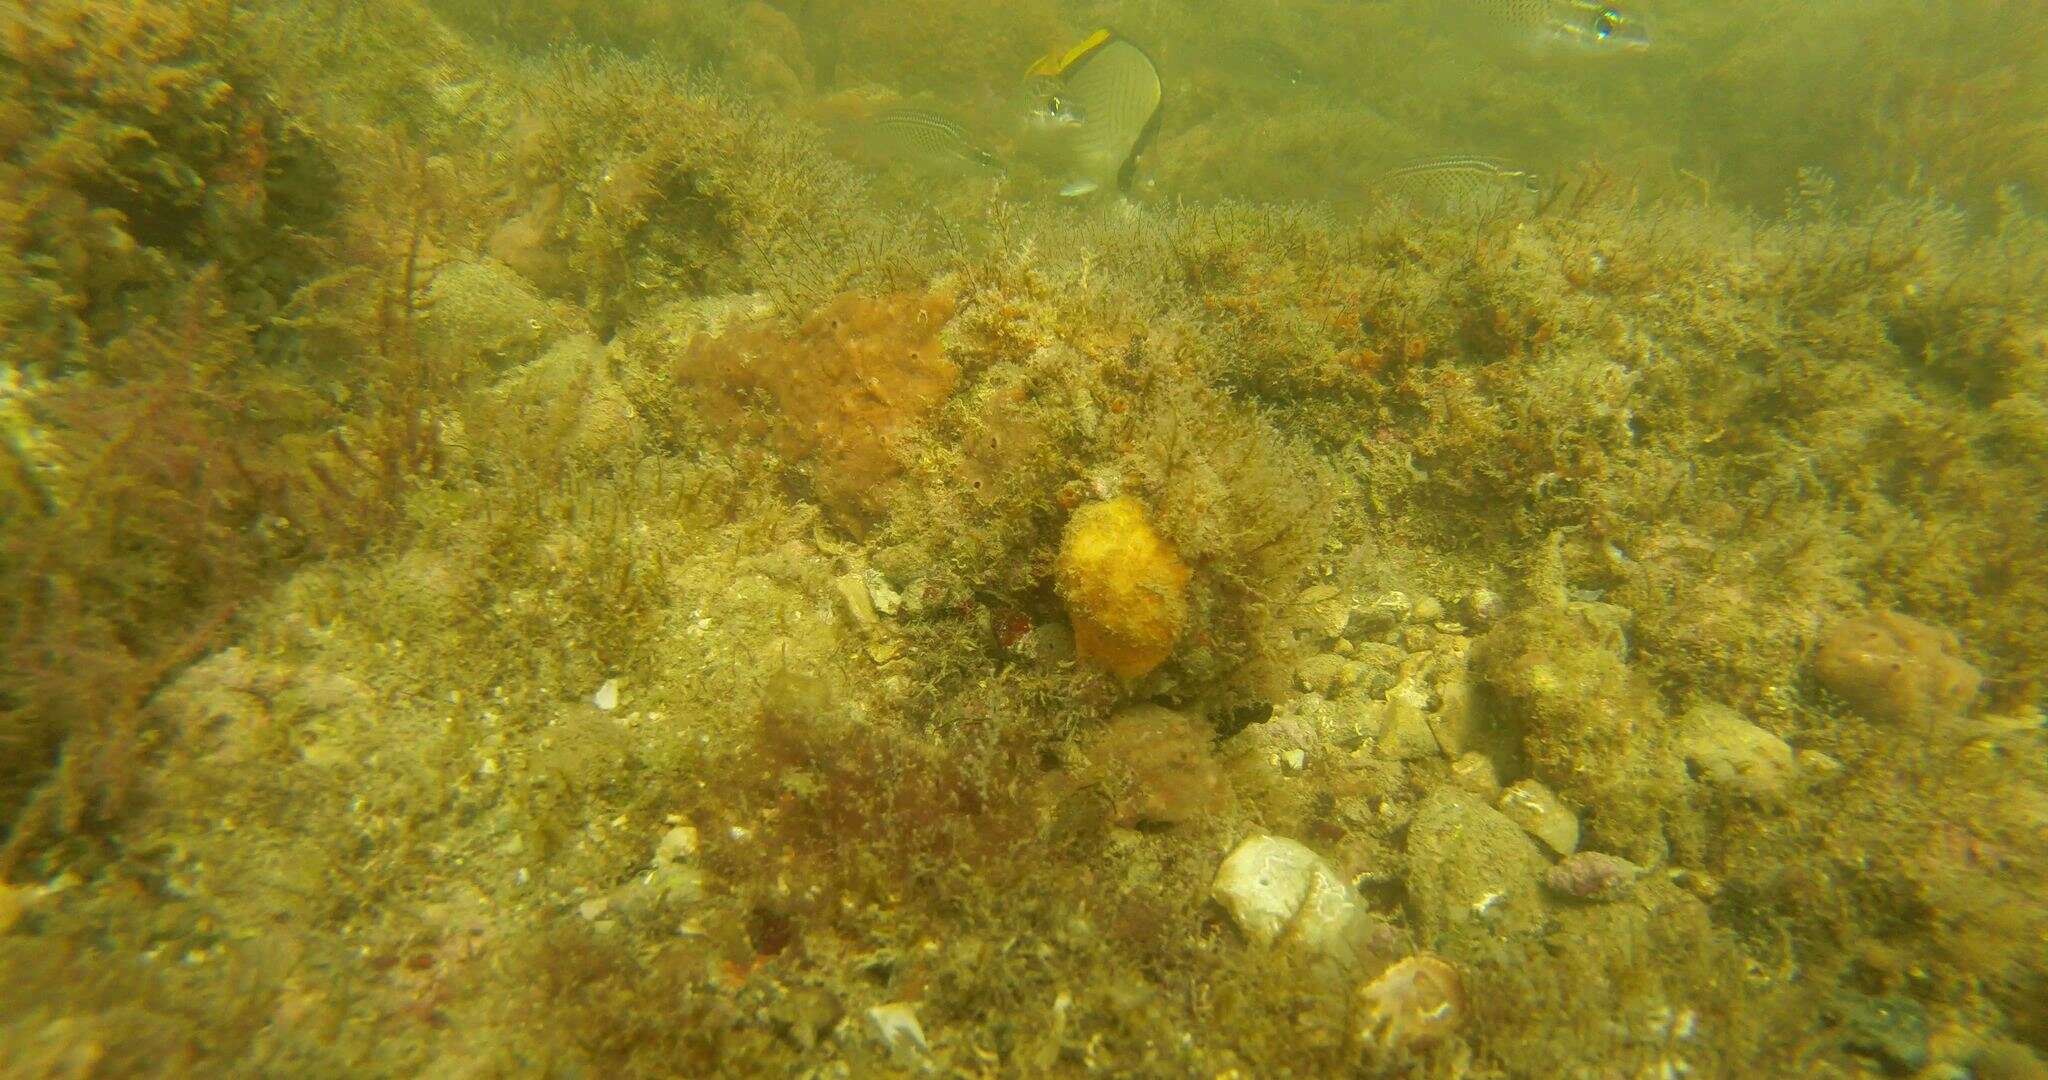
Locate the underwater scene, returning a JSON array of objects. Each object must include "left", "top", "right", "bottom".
[{"left": 2, "top": 0, "right": 2047, "bottom": 1075}]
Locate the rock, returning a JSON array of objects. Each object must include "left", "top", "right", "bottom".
[
  {"left": 1497, "top": 779, "right": 1580, "bottom": 856},
  {"left": 866, "top": 1002, "right": 930, "bottom": 1060},
  {"left": 1296, "top": 652, "right": 1357, "bottom": 696},
  {"left": 1448, "top": 753, "right": 1502, "bottom": 799},
  {"left": 1828, "top": 992, "right": 1930, "bottom": 1074},
  {"left": 1463, "top": 587, "right": 1505, "bottom": 626},
  {"left": 1353, "top": 591, "right": 1413, "bottom": 634},
  {"left": 1376, "top": 690, "right": 1442, "bottom": 761},
  {"left": 1543, "top": 852, "right": 1639, "bottom": 902},
  {"left": 1678, "top": 703, "right": 1794, "bottom": 799},
  {"left": 1212, "top": 834, "right": 1364, "bottom": 958},
  {"left": 1815, "top": 611, "right": 1981, "bottom": 723},
  {"left": 1424, "top": 670, "right": 1482, "bottom": 756},
  {"left": 863, "top": 569, "right": 902, "bottom": 615},
  {"left": 1296, "top": 583, "right": 1352, "bottom": 640},
  {"left": 1404, "top": 790, "right": 1551, "bottom": 942},
  {"left": 834, "top": 572, "right": 878, "bottom": 628},
  {"left": 1355, "top": 954, "right": 1465, "bottom": 1060},
  {"left": 1411, "top": 595, "right": 1445, "bottom": 623}
]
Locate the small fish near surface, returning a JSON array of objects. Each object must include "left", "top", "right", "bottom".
[
  {"left": 1022, "top": 28, "right": 1164, "bottom": 198},
  {"left": 1452, "top": 0, "right": 1651, "bottom": 54},
  {"left": 1380, "top": 155, "right": 1544, "bottom": 216},
  {"left": 862, "top": 107, "right": 1006, "bottom": 177}
]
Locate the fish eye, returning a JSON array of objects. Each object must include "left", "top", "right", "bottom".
[{"left": 1595, "top": 10, "right": 1621, "bottom": 37}]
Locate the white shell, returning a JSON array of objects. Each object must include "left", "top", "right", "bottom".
[
  {"left": 592, "top": 678, "right": 620, "bottom": 711},
  {"left": 1211, "top": 834, "right": 1361, "bottom": 955}
]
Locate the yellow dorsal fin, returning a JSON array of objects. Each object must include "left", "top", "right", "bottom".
[{"left": 1025, "top": 28, "right": 1114, "bottom": 79}]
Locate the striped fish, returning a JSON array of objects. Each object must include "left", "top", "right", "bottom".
[
  {"left": 1455, "top": 0, "right": 1650, "bottom": 53},
  {"left": 864, "top": 108, "right": 1005, "bottom": 176},
  {"left": 1023, "top": 29, "right": 1163, "bottom": 197},
  {"left": 1381, "top": 156, "right": 1543, "bottom": 216}
]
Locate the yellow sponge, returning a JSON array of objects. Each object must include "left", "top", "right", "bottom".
[{"left": 1055, "top": 497, "right": 1192, "bottom": 679}]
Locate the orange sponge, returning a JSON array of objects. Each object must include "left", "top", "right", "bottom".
[{"left": 1055, "top": 497, "right": 1192, "bottom": 679}]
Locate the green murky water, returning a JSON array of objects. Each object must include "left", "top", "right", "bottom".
[{"left": 2, "top": 1, "right": 2044, "bottom": 1075}]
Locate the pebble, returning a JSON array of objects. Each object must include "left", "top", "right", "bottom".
[
  {"left": 1678, "top": 703, "right": 1794, "bottom": 799},
  {"left": 834, "top": 572, "right": 878, "bottom": 627},
  {"left": 1212, "top": 834, "right": 1364, "bottom": 958},
  {"left": 1463, "top": 587, "right": 1505, "bottom": 626},
  {"left": 1296, "top": 652, "right": 1358, "bottom": 696},
  {"left": 862, "top": 569, "right": 902, "bottom": 616},
  {"left": 866, "top": 1002, "right": 930, "bottom": 1058},
  {"left": 1828, "top": 991, "right": 1930, "bottom": 1074},
  {"left": 1354, "top": 591, "right": 1413, "bottom": 633},
  {"left": 1448, "top": 753, "right": 1502, "bottom": 799},
  {"left": 1376, "top": 689, "right": 1442, "bottom": 761},
  {"left": 1497, "top": 779, "right": 1580, "bottom": 856}
]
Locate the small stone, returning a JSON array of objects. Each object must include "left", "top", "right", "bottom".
[
  {"left": 1544, "top": 851, "right": 1639, "bottom": 902},
  {"left": 1376, "top": 691, "right": 1442, "bottom": 761},
  {"left": 1212, "top": 834, "right": 1364, "bottom": 957},
  {"left": 655, "top": 825, "right": 699, "bottom": 863},
  {"left": 1463, "top": 587, "right": 1505, "bottom": 626},
  {"left": 862, "top": 569, "right": 902, "bottom": 615},
  {"left": 1425, "top": 672, "right": 1481, "bottom": 756},
  {"left": 1297, "top": 583, "right": 1351, "bottom": 640},
  {"left": 866, "top": 1002, "right": 930, "bottom": 1058},
  {"left": 1410, "top": 595, "right": 1445, "bottom": 623},
  {"left": 1448, "top": 753, "right": 1501, "bottom": 799},
  {"left": 1355, "top": 591, "right": 1412, "bottom": 633},
  {"left": 834, "top": 572, "right": 878, "bottom": 628},
  {"left": 1497, "top": 779, "right": 1580, "bottom": 856},
  {"left": 1678, "top": 703, "right": 1794, "bottom": 799},
  {"left": 1296, "top": 652, "right": 1356, "bottom": 696},
  {"left": 1282, "top": 748, "right": 1308, "bottom": 772},
  {"left": 1829, "top": 991, "right": 1930, "bottom": 1074},
  {"left": 592, "top": 678, "right": 619, "bottom": 712},
  {"left": 1797, "top": 749, "right": 1843, "bottom": 780}
]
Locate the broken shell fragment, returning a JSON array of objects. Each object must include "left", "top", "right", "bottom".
[
  {"left": 1211, "top": 834, "right": 1363, "bottom": 958},
  {"left": 1355, "top": 954, "right": 1465, "bottom": 1057}
]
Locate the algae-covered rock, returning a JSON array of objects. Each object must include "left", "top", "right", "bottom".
[
  {"left": 1497, "top": 778, "right": 1580, "bottom": 856},
  {"left": 1468, "top": 603, "right": 1687, "bottom": 862},
  {"left": 1404, "top": 789, "right": 1550, "bottom": 946},
  {"left": 1678, "top": 703, "right": 1794, "bottom": 800}
]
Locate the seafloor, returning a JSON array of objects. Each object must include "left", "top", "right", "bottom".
[{"left": 2, "top": 1, "right": 2045, "bottom": 1076}]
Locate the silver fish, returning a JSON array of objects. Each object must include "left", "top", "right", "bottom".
[
  {"left": 1458, "top": 0, "right": 1650, "bottom": 53},
  {"left": 1381, "top": 155, "right": 1543, "bottom": 216},
  {"left": 865, "top": 108, "right": 1005, "bottom": 175}
]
